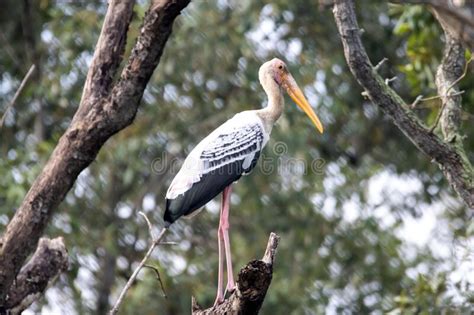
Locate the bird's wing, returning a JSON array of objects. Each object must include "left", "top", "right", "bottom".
[
  {"left": 164, "top": 114, "right": 266, "bottom": 224},
  {"left": 165, "top": 112, "right": 266, "bottom": 201},
  {"left": 200, "top": 120, "right": 264, "bottom": 174}
]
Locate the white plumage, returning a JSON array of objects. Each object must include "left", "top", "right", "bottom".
[
  {"left": 166, "top": 110, "right": 269, "bottom": 200},
  {"left": 162, "top": 58, "right": 323, "bottom": 306}
]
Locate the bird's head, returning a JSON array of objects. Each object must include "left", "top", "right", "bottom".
[{"left": 259, "top": 58, "right": 324, "bottom": 133}]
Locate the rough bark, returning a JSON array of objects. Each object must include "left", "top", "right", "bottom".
[
  {"left": 192, "top": 233, "right": 280, "bottom": 315},
  {"left": 436, "top": 34, "right": 464, "bottom": 142},
  {"left": 3, "top": 237, "right": 68, "bottom": 315},
  {"left": 0, "top": 0, "right": 190, "bottom": 307},
  {"left": 333, "top": 0, "right": 474, "bottom": 208}
]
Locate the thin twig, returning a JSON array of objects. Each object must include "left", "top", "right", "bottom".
[
  {"left": 0, "top": 65, "right": 36, "bottom": 128},
  {"left": 410, "top": 94, "right": 424, "bottom": 108},
  {"left": 374, "top": 57, "right": 388, "bottom": 71},
  {"left": 412, "top": 90, "right": 465, "bottom": 108},
  {"left": 445, "top": 56, "right": 472, "bottom": 91},
  {"left": 109, "top": 212, "right": 168, "bottom": 315},
  {"left": 384, "top": 76, "right": 398, "bottom": 85},
  {"left": 429, "top": 101, "right": 448, "bottom": 133},
  {"left": 143, "top": 264, "right": 167, "bottom": 298},
  {"left": 139, "top": 211, "right": 156, "bottom": 240},
  {"left": 421, "top": 90, "right": 465, "bottom": 103},
  {"left": 411, "top": 56, "right": 472, "bottom": 110},
  {"left": 159, "top": 241, "right": 178, "bottom": 245}
]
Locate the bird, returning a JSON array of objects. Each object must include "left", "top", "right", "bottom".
[{"left": 163, "top": 58, "right": 323, "bottom": 305}]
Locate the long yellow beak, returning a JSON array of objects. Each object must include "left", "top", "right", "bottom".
[{"left": 283, "top": 74, "right": 324, "bottom": 133}]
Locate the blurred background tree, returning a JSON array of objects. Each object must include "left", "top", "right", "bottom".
[{"left": 0, "top": 0, "right": 472, "bottom": 314}]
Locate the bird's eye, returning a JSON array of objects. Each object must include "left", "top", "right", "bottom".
[{"left": 278, "top": 65, "right": 283, "bottom": 70}]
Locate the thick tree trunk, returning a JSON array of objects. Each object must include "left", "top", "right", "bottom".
[{"left": 0, "top": 0, "right": 191, "bottom": 309}]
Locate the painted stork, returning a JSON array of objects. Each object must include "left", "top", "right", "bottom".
[{"left": 163, "top": 58, "right": 323, "bottom": 305}]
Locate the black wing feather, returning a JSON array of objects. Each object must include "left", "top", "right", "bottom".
[{"left": 164, "top": 123, "right": 263, "bottom": 226}]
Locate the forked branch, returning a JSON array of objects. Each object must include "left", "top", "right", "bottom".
[
  {"left": 333, "top": 0, "right": 474, "bottom": 208},
  {"left": 109, "top": 212, "right": 168, "bottom": 315},
  {"left": 0, "top": 0, "right": 190, "bottom": 307}
]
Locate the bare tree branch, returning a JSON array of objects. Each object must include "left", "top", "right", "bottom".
[
  {"left": 4, "top": 237, "right": 68, "bottom": 315},
  {"left": 0, "top": 0, "right": 190, "bottom": 306},
  {"left": 109, "top": 212, "right": 168, "bottom": 315},
  {"left": 192, "top": 233, "right": 280, "bottom": 315},
  {"left": 142, "top": 264, "right": 167, "bottom": 298},
  {"left": 333, "top": 0, "right": 474, "bottom": 208},
  {"left": 410, "top": 56, "right": 471, "bottom": 111},
  {"left": 0, "top": 64, "right": 36, "bottom": 129}
]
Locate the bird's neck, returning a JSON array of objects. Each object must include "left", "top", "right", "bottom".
[{"left": 257, "top": 87, "right": 284, "bottom": 132}]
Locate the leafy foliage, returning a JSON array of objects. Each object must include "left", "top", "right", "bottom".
[{"left": 0, "top": 1, "right": 472, "bottom": 314}]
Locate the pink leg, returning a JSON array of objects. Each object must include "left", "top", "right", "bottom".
[
  {"left": 213, "top": 185, "right": 235, "bottom": 306},
  {"left": 213, "top": 202, "right": 226, "bottom": 306},
  {"left": 221, "top": 186, "right": 235, "bottom": 293}
]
